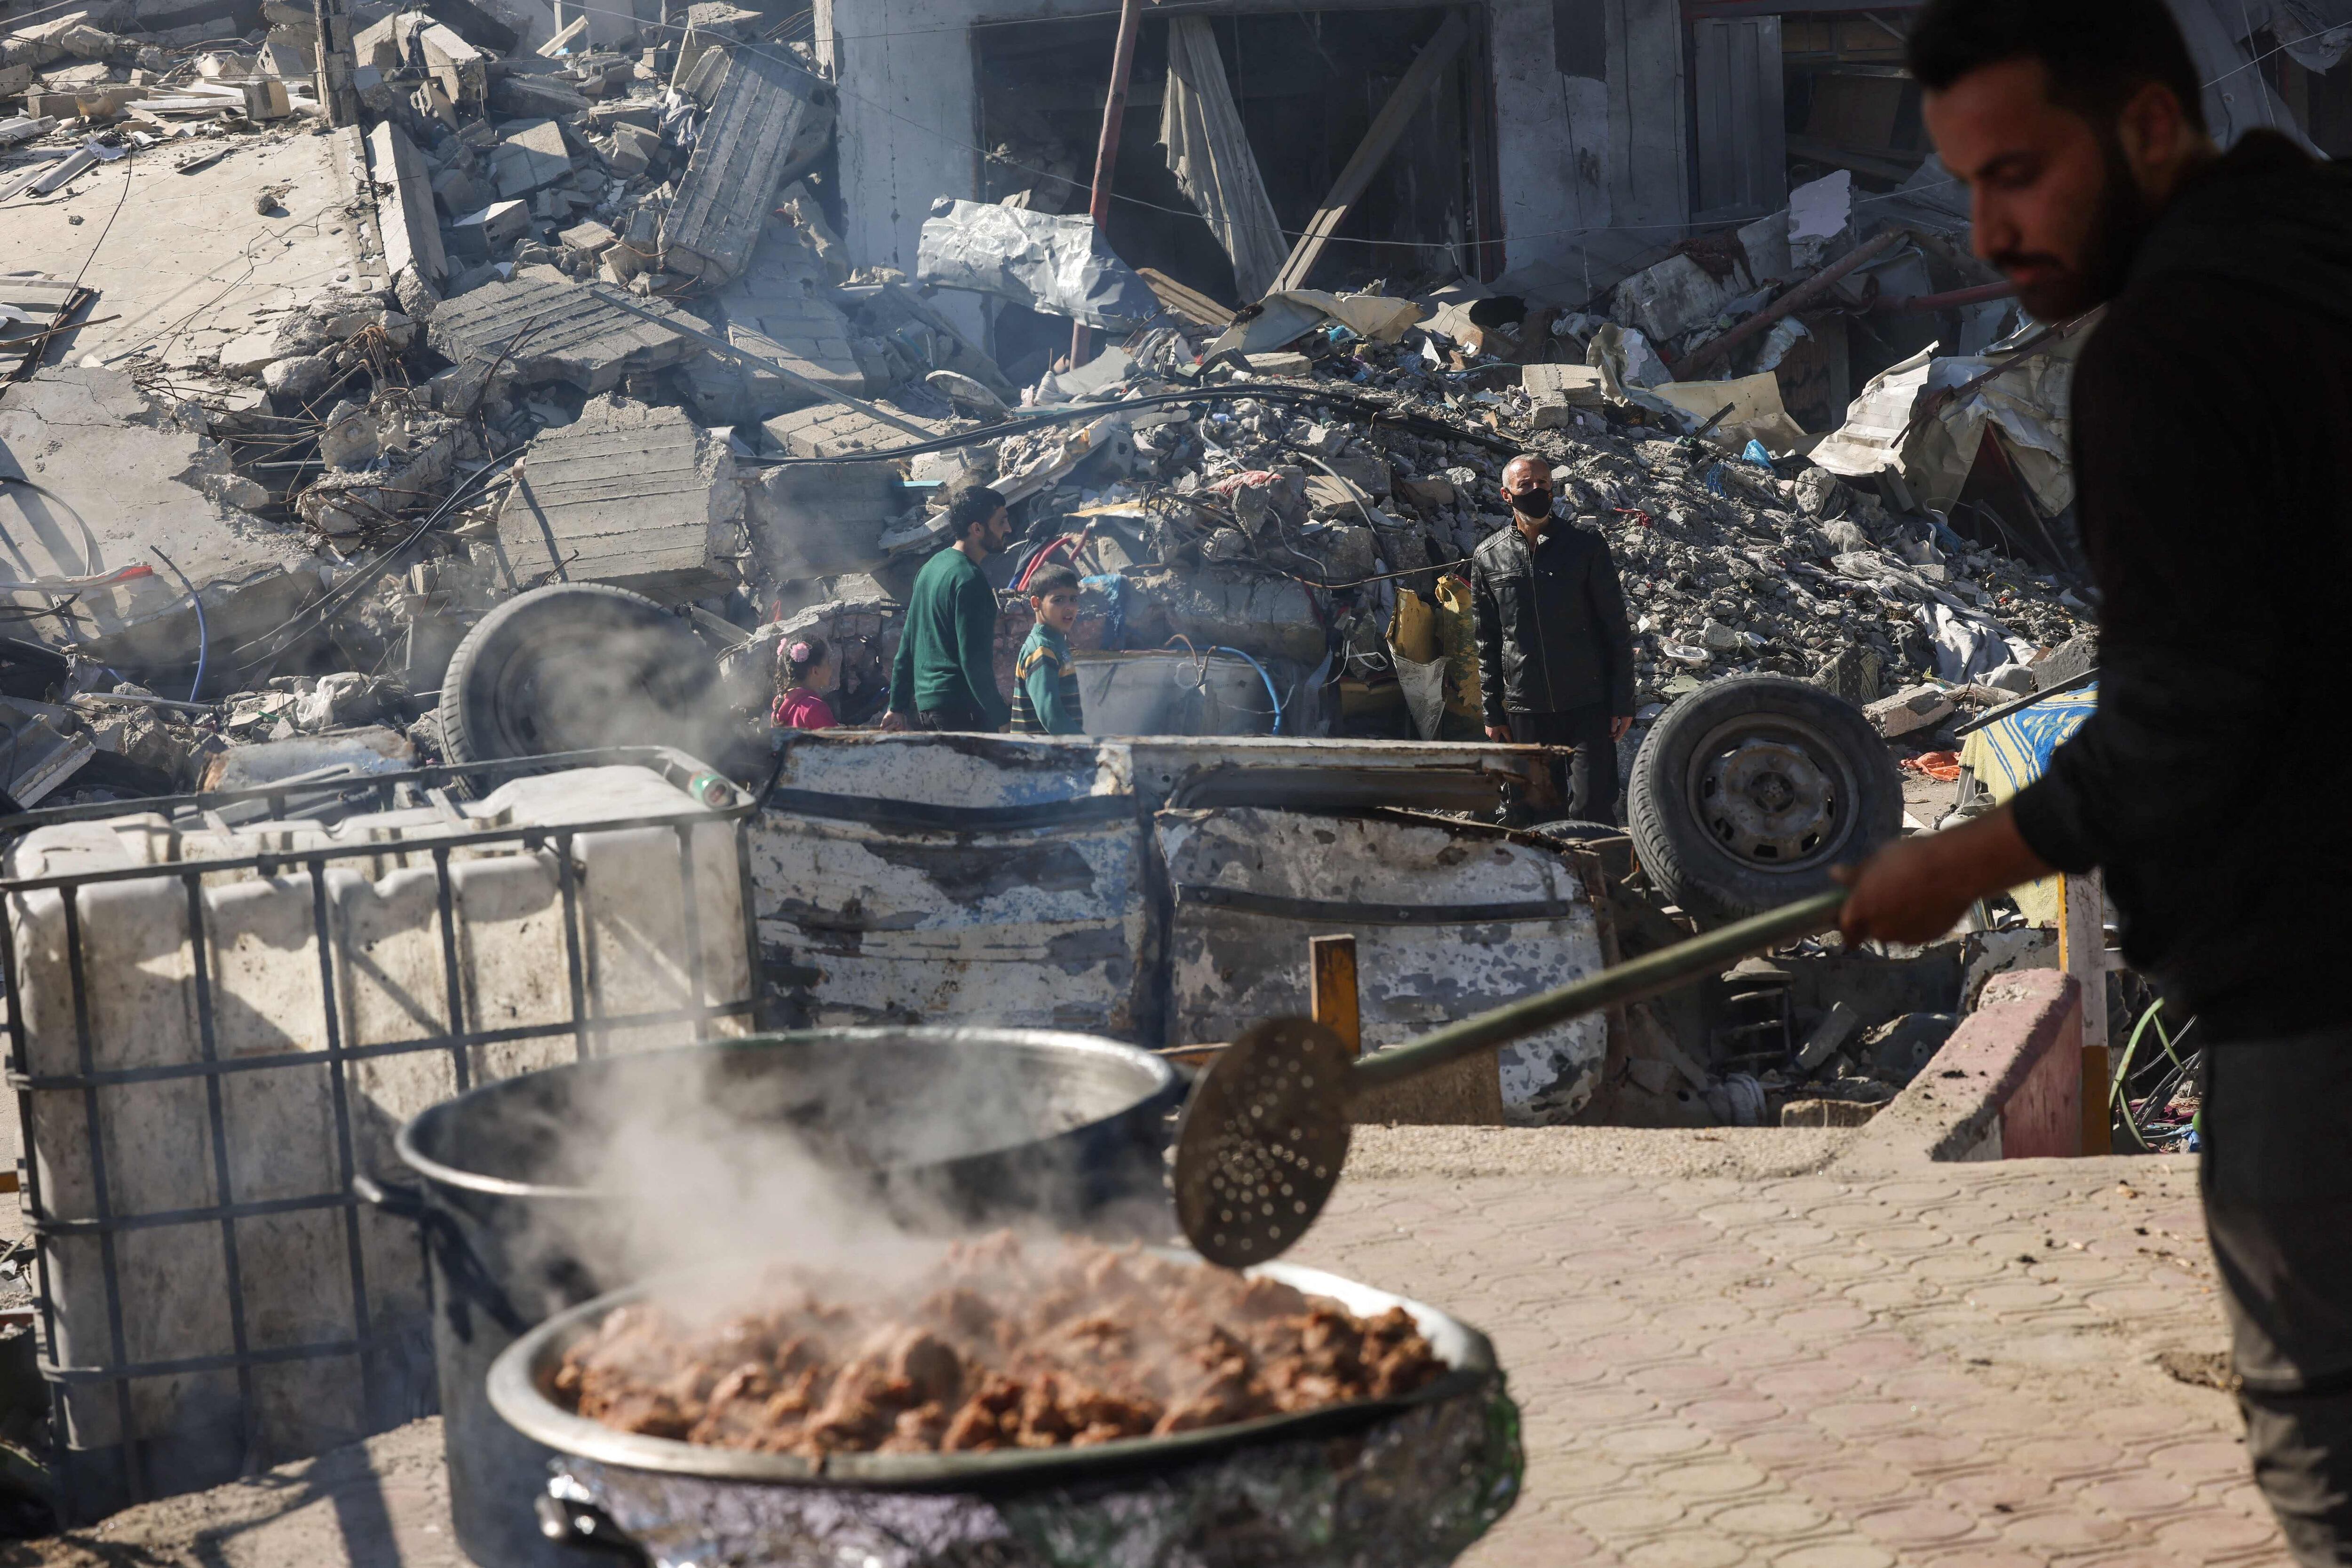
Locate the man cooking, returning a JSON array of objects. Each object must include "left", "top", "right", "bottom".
[
  {"left": 1470, "top": 454, "right": 1636, "bottom": 822},
  {"left": 1837, "top": 0, "right": 2352, "bottom": 1556}
]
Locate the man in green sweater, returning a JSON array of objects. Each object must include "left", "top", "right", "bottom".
[{"left": 883, "top": 484, "right": 1013, "bottom": 732}]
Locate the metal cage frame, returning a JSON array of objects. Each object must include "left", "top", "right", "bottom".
[{"left": 0, "top": 747, "right": 766, "bottom": 1517}]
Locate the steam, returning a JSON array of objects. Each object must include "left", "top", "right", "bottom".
[{"left": 483, "top": 1033, "right": 1168, "bottom": 1321}]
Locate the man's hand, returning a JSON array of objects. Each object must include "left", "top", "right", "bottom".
[
  {"left": 1610, "top": 714, "right": 1633, "bottom": 742},
  {"left": 879, "top": 710, "right": 914, "bottom": 733},
  {"left": 1833, "top": 804, "right": 2055, "bottom": 946},
  {"left": 1486, "top": 724, "right": 1512, "bottom": 742}
]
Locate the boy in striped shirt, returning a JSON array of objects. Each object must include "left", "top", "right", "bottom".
[{"left": 1009, "top": 565, "right": 1085, "bottom": 736}]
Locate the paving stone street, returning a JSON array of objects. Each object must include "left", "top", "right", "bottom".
[
  {"left": 11, "top": 1128, "right": 2269, "bottom": 1568},
  {"left": 1296, "top": 1140, "right": 2271, "bottom": 1568}
]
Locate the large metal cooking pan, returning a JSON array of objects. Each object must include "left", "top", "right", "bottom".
[
  {"left": 372, "top": 1028, "right": 1182, "bottom": 1568},
  {"left": 488, "top": 1254, "right": 1500, "bottom": 1488}
]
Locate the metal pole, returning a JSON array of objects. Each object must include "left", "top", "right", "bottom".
[
  {"left": 1348, "top": 888, "right": 1848, "bottom": 1092},
  {"left": 1070, "top": 0, "right": 1144, "bottom": 370}
]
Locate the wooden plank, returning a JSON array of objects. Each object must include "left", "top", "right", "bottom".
[
  {"left": 1136, "top": 266, "right": 1235, "bottom": 329},
  {"left": 1267, "top": 10, "right": 1470, "bottom": 294},
  {"left": 1309, "top": 934, "right": 1360, "bottom": 1057}
]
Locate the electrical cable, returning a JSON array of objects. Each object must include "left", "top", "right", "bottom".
[
  {"left": 214, "top": 446, "right": 526, "bottom": 674},
  {"left": 1213, "top": 645, "right": 1284, "bottom": 735},
  {"left": 150, "top": 548, "right": 207, "bottom": 703}
]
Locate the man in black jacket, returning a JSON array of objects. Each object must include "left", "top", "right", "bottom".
[
  {"left": 1836, "top": 0, "right": 2352, "bottom": 1557},
  {"left": 1470, "top": 454, "right": 1636, "bottom": 821}
]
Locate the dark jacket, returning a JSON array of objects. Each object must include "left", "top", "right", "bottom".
[
  {"left": 2009, "top": 131, "right": 2352, "bottom": 1039},
  {"left": 1469, "top": 517, "right": 1636, "bottom": 725}
]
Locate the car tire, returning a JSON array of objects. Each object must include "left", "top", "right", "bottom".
[
  {"left": 1627, "top": 674, "right": 1900, "bottom": 924},
  {"left": 438, "top": 584, "right": 726, "bottom": 773}
]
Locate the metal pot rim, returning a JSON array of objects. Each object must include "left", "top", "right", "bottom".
[
  {"left": 394, "top": 1028, "right": 1180, "bottom": 1204},
  {"left": 487, "top": 1252, "right": 1501, "bottom": 1488}
]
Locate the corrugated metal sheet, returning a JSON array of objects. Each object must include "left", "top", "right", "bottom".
[{"left": 1157, "top": 807, "right": 1607, "bottom": 1119}]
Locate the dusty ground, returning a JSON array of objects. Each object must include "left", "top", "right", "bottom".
[
  {"left": 0, "top": 1119, "right": 2266, "bottom": 1568},
  {"left": 7, "top": 130, "right": 367, "bottom": 374}
]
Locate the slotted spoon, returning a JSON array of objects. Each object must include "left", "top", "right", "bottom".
[{"left": 1172, "top": 887, "right": 1848, "bottom": 1267}]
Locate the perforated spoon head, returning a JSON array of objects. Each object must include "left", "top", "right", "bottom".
[{"left": 1170, "top": 1017, "right": 1353, "bottom": 1268}]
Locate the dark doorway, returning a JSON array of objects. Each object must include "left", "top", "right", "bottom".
[{"left": 973, "top": 6, "right": 1494, "bottom": 381}]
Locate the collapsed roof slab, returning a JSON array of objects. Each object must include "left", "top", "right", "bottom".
[
  {"left": 484, "top": 398, "right": 744, "bottom": 604},
  {"left": 426, "top": 265, "right": 702, "bottom": 392},
  {"left": 0, "top": 133, "right": 371, "bottom": 374},
  {"left": 0, "top": 368, "right": 324, "bottom": 665},
  {"left": 659, "top": 43, "right": 831, "bottom": 287}
]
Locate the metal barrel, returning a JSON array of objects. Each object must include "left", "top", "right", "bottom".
[{"left": 1350, "top": 889, "right": 1849, "bottom": 1092}]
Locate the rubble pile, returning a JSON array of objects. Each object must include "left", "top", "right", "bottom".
[{"left": 1, "top": 0, "right": 2093, "bottom": 815}]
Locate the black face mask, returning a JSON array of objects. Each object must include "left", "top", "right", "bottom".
[{"left": 1509, "top": 489, "right": 1552, "bottom": 518}]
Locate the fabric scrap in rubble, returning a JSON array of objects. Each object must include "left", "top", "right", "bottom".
[{"left": 1160, "top": 15, "right": 1288, "bottom": 304}]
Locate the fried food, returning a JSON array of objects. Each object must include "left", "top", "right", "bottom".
[{"left": 551, "top": 1234, "right": 1445, "bottom": 1456}]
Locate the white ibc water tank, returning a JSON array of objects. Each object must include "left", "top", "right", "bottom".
[{"left": 3, "top": 762, "right": 753, "bottom": 1513}]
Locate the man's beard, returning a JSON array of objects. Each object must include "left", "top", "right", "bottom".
[{"left": 1995, "top": 133, "right": 2157, "bottom": 320}]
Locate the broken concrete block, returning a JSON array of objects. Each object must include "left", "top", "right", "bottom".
[
  {"left": 0, "top": 64, "right": 31, "bottom": 96},
  {"left": 262, "top": 353, "right": 337, "bottom": 404},
  {"left": 762, "top": 401, "right": 948, "bottom": 459},
  {"left": 1526, "top": 393, "right": 1579, "bottom": 430},
  {"left": 486, "top": 397, "right": 742, "bottom": 602},
  {"left": 367, "top": 120, "right": 446, "bottom": 285},
  {"left": 317, "top": 399, "right": 379, "bottom": 468},
  {"left": 658, "top": 43, "right": 826, "bottom": 286},
  {"left": 1392, "top": 474, "right": 1456, "bottom": 511},
  {"left": 352, "top": 11, "right": 403, "bottom": 67},
  {"left": 431, "top": 163, "right": 488, "bottom": 215},
  {"left": 1865, "top": 683, "right": 1955, "bottom": 738},
  {"left": 487, "top": 117, "right": 570, "bottom": 198},
  {"left": 446, "top": 198, "right": 529, "bottom": 260},
  {"left": 605, "top": 121, "right": 657, "bottom": 175},
  {"left": 426, "top": 264, "right": 699, "bottom": 393},
  {"left": 489, "top": 71, "right": 588, "bottom": 120},
  {"left": 558, "top": 218, "right": 616, "bottom": 255},
  {"left": 217, "top": 330, "right": 291, "bottom": 377},
  {"left": 601, "top": 246, "right": 644, "bottom": 287},
  {"left": 669, "top": 0, "right": 756, "bottom": 84},
  {"left": 417, "top": 22, "right": 484, "bottom": 107},
  {"left": 1524, "top": 362, "right": 1608, "bottom": 405}
]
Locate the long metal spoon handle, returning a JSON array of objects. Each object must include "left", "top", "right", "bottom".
[{"left": 1348, "top": 887, "right": 1850, "bottom": 1092}]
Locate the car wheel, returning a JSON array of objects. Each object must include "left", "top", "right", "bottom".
[
  {"left": 1627, "top": 674, "right": 1900, "bottom": 924},
  {"left": 438, "top": 584, "right": 727, "bottom": 774}
]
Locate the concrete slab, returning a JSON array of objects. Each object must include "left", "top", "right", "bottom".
[
  {"left": 365, "top": 121, "right": 446, "bottom": 285},
  {"left": 0, "top": 368, "right": 322, "bottom": 663},
  {"left": 677, "top": 225, "right": 869, "bottom": 422},
  {"left": 425, "top": 264, "right": 700, "bottom": 392},
  {"left": 485, "top": 396, "right": 743, "bottom": 602},
  {"left": 0, "top": 132, "right": 368, "bottom": 372},
  {"left": 659, "top": 42, "right": 824, "bottom": 285},
  {"left": 485, "top": 116, "right": 569, "bottom": 198},
  {"left": 762, "top": 400, "right": 948, "bottom": 459}
]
